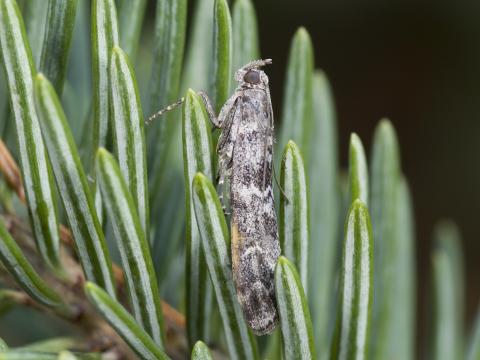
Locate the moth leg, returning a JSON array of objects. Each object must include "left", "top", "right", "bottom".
[
  {"left": 261, "top": 85, "right": 275, "bottom": 191},
  {"left": 273, "top": 162, "right": 290, "bottom": 203},
  {"left": 197, "top": 90, "right": 221, "bottom": 128},
  {"left": 260, "top": 84, "right": 288, "bottom": 201},
  {"left": 216, "top": 167, "right": 224, "bottom": 204},
  {"left": 198, "top": 90, "right": 242, "bottom": 130},
  {"left": 218, "top": 174, "right": 228, "bottom": 215},
  {"left": 217, "top": 163, "right": 232, "bottom": 215}
]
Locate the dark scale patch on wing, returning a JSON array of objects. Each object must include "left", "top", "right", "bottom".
[
  {"left": 233, "top": 240, "right": 278, "bottom": 335},
  {"left": 262, "top": 212, "right": 278, "bottom": 240},
  {"left": 229, "top": 88, "right": 281, "bottom": 335}
]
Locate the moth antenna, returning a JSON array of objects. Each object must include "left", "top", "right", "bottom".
[
  {"left": 145, "top": 97, "right": 185, "bottom": 126},
  {"left": 241, "top": 58, "right": 272, "bottom": 71}
]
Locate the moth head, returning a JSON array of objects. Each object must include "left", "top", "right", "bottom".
[{"left": 235, "top": 59, "right": 272, "bottom": 88}]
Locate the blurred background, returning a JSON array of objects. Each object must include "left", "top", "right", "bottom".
[
  {"left": 1, "top": 0, "right": 479, "bottom": 356},
  {"left": 250, "top": 0, "right": 480, "bottom": 354}
]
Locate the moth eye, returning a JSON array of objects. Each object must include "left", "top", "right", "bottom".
[{"left": 244, "top": 70, "right": 261, "bottom": 84}]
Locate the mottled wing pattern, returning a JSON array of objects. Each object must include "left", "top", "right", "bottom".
[
  {"left": 228, "top": 88, "right": 280, "bottom": 335},
  {"left": 217, "top": 96, "right": 240, "bottom": 154},
  {"left": 216, "top": 95, "right": 241, "bottom": 213}
]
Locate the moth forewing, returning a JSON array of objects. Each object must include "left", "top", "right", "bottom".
[{"left": 204, "top": 59, "right": 281, "bottom": 335}]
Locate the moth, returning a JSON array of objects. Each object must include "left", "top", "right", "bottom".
[
  {"left": 147, "top": 59, "right": 280, "bottom": 335},
  {"left": 200, "top": 59, "right": 280, "bottom": 335}
]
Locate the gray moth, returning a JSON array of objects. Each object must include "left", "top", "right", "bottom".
[
  {"left": 146, "top": 59, "right": 280, "bottom": 335},
  {"left": 199, "top": 59, "right": 280, "bottom": 335}
]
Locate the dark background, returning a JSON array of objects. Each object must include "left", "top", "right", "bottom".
[{"left": 241, "top": 0, "right": 480, "bottom": 352}]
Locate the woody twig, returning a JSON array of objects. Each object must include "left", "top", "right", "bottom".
[{"left": 0, "top": 140, "right": 187, "bottom": 359}]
